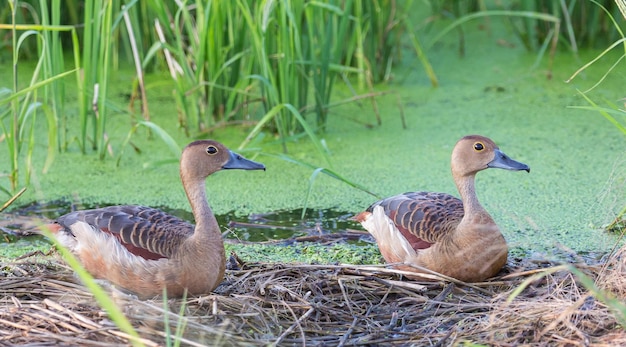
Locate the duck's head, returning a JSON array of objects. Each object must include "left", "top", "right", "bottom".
[
  {"left": 180, "top": 140, "right": 266, "bottom": 179},
  {"left": 451, "top": 135, "right": 530, "bottom": 177}
]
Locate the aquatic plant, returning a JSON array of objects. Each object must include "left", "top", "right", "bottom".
[
  {"left": 0, "top": 0, "right": 80, "bottom": 194},
  {"left": 0, "top": 0, "right": 416, "bottom": 198},
  {"left": 0, "top": 187, "right": 25, "bottom": 212},
  {"left": 144, "top": 0, "right": 412, "bottom": 140},
  {"left": 432, "top": 0, "right": 626, "bottom": 52},
  {"left": 428, "top": 0, "right": 626, "bottom": 79}
]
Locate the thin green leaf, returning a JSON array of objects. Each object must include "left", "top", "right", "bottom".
[
  {"left": 428, "top": 10, "right": 559, "bottom": 50},
  {"left": 267, "top": 152, "right": 380, "bottom": 199},
  {"left": 566, "top": 37, "right": 626, "bottom": 83},
  {"left": 137, "top": 120, "right": 182, "bottom": 158},
  {"left": 0, "top": 69, "right": 77, "bottom": 107},
  {"left": 573, "top": 90, "right": 626, "bottom": 135},
  {"left": 37, "top": 225, "right": 145, "bottom": 347}
]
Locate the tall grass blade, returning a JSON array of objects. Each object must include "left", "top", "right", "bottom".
[
  {"left": 427, "top": 10, "right": 560, "bottom": 50},
  {"left": 122, "top": 3, "right": 150, "bottom": 122},
  {"left": 135, "top": 120, "right": 181, "bottom": 158},
  {"left": 0, "top": 187, "right": 26, "bottom": 212},
  {"left": 298, "top": 164, "right": 381, "bottom": 220},
  {"left": 403, "top": 17, "right": 438, "bottom": 87},
  {"left": 116, "top": 120, "right": 182, "bottom": 167},
  {"left": 161, "top": 289, "right": 188, "bottom": 347},
  {"left": 37, "top": 0, "right": 62, "bottom": 158},
  {"left": 0, "top": 69, "right": 76, "bottom": 108},
  {"left": 559, "top": 0, "right": 578, "bottom": 53},
  {"left": 571, "top": 91, "right": 626, "bottom": 136},
  {"left": 238, "top": 101, "right": 331, "bottom": 166},
  {"left": 95, "top": 1, "right": 114, "bottom": 159},
  {"left": 566, "top": 38, "right": 626, "bottom": 85},
  {"left": 38, "top": 225, "right": 145, "bottom": 347},
  {"left": 80, "top": 0, "right": 97, "bottom": 153},
  {"left": 269, "top": 153, "right": 380, "bottom": 199}
]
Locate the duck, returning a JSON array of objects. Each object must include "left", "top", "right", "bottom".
[
  {"left": 355, "top": 135, "right": 529, "bottom": 282},
  {"left": 39, "top": 140, "right": 265, "bottom": 298}
]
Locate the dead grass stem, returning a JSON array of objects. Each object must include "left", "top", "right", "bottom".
[{"left": 1, "top": 246, "right": 625, "bottom": 346}]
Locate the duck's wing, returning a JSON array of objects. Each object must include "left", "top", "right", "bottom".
[
  {"left": 56, "top": 205, "right": 195, "bottom": 260},
  {"left": 367, "top": 192, "right": 464, "bottom": 249}
]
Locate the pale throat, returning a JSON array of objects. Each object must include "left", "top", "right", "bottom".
[
  {"left": 182, "top": 176, "right": 219, "bottom": 236},
  {"left": 454, "top": 173, "right": 488, "bottom": 219}
]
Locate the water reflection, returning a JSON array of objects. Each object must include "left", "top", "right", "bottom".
[{"left": 1, "top": 201, "right": 367, "bottom": 243}]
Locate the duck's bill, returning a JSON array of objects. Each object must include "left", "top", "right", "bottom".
[
  {"left": 487, "top": 149, "right": 530, "bottom": 172},
  {"left": 223, "top": 151, "right": 266, "bottom": 171}
]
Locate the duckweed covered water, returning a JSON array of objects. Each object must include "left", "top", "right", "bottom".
[{"left": 1, "top": 17, "right": 625, "bottom": 260}]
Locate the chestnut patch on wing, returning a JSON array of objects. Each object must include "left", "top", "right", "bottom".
[
  {"left": 44, "top": 223, "right": 64, "bottom": 234},
  {"left": 101, "top": 228, "right": 166, "bottom": 261},
  {"left": 353, "top": 211, "right": 370, "bottom": 223},
  {"left": 388, "top": 210, "right": 433, "bottom": 250}
]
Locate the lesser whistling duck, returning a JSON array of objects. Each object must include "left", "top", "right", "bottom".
[
  {"left": 355, "top": 135, "right": 530, "bottom": 282},
  {"left": 41, "top": 140, "right": 265, "bottom": 298}
]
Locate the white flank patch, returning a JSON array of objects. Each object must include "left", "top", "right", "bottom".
[
  {"left": 361, "top": 205, "right": 417, "bottom": 261},
  {"left": 68, "top": 221, "right": 164, "bottom": 274}
]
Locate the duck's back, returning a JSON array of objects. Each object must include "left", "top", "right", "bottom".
[
  {"left": 57, "top": 205, "right": 195, "bottom": 260},
  {"left": 368, "top": 192, "right": 464, "bottom": 250}
]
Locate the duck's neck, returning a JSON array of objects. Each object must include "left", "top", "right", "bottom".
[
  {"left": 182, "top": 176, "right": 220, "bottom": 242},
  {"left": 454, "top": 174, "right": 488, "bottom": 219}
]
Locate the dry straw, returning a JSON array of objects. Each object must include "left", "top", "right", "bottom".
[{"left": 1, "top": 246, "right": 625, "bottom": 346}]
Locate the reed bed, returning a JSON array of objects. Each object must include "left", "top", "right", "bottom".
[
  {"left": 3, "top": 0, "right": 626, "bottom": 201},
  {"left": 1, "top": 0, "right": 414, "bottom": 197},
  {"left": 1, "top": 244, "right": 625, "bottom": 346}
]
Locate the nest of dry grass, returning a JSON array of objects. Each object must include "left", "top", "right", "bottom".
[
  {"left": 1, "top": 246, "right": 625, "bottom": 346},
  {"left": 597, "top": 243, "right": 626, "bottom": 299}
]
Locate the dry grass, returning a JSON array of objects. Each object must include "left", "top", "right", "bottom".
[
  {"left": 597, "top": 242, "right": 626, "bottom": 299},
  {"left": 1, "top": 246, "right": 625, "bottom": 346}
]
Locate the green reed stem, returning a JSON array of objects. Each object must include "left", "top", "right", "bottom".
[
  {"left": 121, "top": 3, "right": 150, "bottom": 122},
  {"left": 97, "top": 1, "right": 113, "bottom": 159},
  {"left": 81, "top": 0, "right": 96, "bottom": 153},
  {"left": 10, "top": 0, "right": 19, "bottom": 192},
  {"left": 403, "top": 16, "right": 438, "bottom": 87},
  {"left": 1, "top": 0, "right": 78, "bottom": 193},
  {"left": 0, "top": 187, "right": 26, "bottom": 212}
]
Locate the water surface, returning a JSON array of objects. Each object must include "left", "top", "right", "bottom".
[{"left": 1, "top": 17, "right": 624, "bottom": 257}]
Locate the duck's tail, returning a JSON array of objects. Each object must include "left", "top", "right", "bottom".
[{"left": 357, "top": 205, "right": 417, "bottom": 263}]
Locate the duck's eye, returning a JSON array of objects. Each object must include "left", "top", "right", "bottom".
[
  {"left": 206, "top": 145, "right": 218, "bottom": 155},
  {"left": 474, "top": 142, "right": 484, "bottom": 151}
]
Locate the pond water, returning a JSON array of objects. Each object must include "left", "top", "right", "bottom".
[
  {"left": 1, "top": 16, "right": 625, "bottom": 260},
  {"left": 1, "top": 200, "right": 364, "bottom": 242}
]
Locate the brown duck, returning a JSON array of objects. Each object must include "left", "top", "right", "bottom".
[
  {"left": 41, "top": 140, "right": 265, "bottom": 298},
  {"left": 355, "top": 135, "right": 529, "bottom": 282}
]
